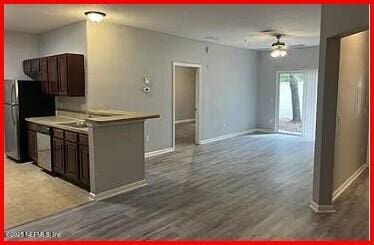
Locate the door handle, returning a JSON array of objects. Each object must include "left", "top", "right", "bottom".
[
  {"left": 11, "top": 105, "right": 16, "bottom": 125},
  {"left": 10, "top": 84, "right": 15, "bottom": 105}
]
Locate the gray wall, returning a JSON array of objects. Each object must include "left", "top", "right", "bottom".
[
  {"left": 5, "top": 31, "right": 38, "bottom": 80},
  {"left": 86, "top": 22, "right": 259, "bottom": 152},
  {"left": 257, "top": 47, "right": 319, "bottom": 129},
  {"left": 333, "top": 31, "right": 368, "bottom": 191},
  {"left": 175, "top": 66, "right": 196, "bottom": 121},
  {"left": 312, "top": 4, "right": 369, "bottom": 207},
  {"left": 37, "top": 21, "right": 88, "bottom": 112}
]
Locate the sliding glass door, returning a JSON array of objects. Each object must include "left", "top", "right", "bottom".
[{"left": 276, "top": 70, "right": 318, "bottom": 139}]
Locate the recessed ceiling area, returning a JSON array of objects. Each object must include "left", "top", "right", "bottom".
[{"left": 5, "top": 4, "right": 321, "bottom": 50}]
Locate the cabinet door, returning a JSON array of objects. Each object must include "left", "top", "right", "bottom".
[
  {"left": 47, "top": 56, "right": 59, "bottom": 95},
  {"left": 65, "top": 141, "right": 79, "bottom": 182},
  {"left": 27, "top": 130, "right": 37, "bottom": 162},
  {"left": 52, "top": 137, "right": 65, "bottom": 174},
  {"left": 58, "top": 55, "right": 68, "bottom": 96},
  {"left": 79, "top": 145, "right": 90, "bottom": 188},
  {"left": 23, "top": 60, "right": 31, "bottom": 76},
  {"left": 39, "top": 57, "right": 49, "bottom": 94},
  {"left": 30, "top": 59, "right": 40, "bottom": 74}
]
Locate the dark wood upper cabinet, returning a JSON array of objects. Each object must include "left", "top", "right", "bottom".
[
  {"left": 30, "top": 59, "right": 40, "bottom": 74},
  {"left": 39, "top": 57, "right": 49, "bottom": 94},
  {"left": 23, "top": 53, "right": 85, "bottom": 97},
  {"left": 48, "top": 56, "right": 59, "bottom": 96},
  {"left": 58, "top": 55, "right": 68, "bottom": 96},
  {"left": 23, "top": 60, "right": 31, "bottom": 75}
]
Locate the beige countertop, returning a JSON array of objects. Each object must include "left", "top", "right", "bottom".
[
  {"left": 26, "top": 116, "right": 89, "bottom": 134},
  {"left": 26, "top": 109, "right": 160, "bottom": 133},
  {"left": 85, "top": 109, "right": 160, "bottom": 124}
]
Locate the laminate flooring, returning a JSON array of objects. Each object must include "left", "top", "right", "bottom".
[{"left": 6, "top": 130, "right": 368, "bottom": 240}]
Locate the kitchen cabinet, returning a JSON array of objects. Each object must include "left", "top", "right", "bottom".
[
  {"left": 52, "top": 137, "right": 65, "bottom": 175},
  {"left": 65, "top": 141, "right": 80, "bottom": 182},
  {"left": 47, "top": 56, "right": 59, "bottom": 95},
  {"left": 23, "top": 53, "right": 85, "bottom": 97},
  {"left": 51, "top": 128, "right": 89, "bottom": 190},
  {"left": 39, "top": 57, "right": 49, "bottom": 94},
  {"left": 27, "top": 129, "right": 37, "bottom": 163},
  {"left": 79, "top": 145, "right": 90, "bottom": 187}
]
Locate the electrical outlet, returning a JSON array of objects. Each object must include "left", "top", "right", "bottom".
[
  {"left": 146, "top": 135, "right": 150, "bottom": 142},
  {"left": 223, "top": 123, "right": 227, "bottom": 128}
]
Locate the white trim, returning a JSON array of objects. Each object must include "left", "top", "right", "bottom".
[
  {"left": 200, "top": 129, "right": 258, "bottom": 144},
  {"left": 89, "top": 180, "right": 147, "bottom": 201},
  {"left": 309, "top": 201, "right": 336, "bottom": 214},
  {"left": 255, "top": 128, "right": 276, "bottom": 134},
  {"left": 145, "top": 147, "right": 175, "bottom": 158},
  {"left": 332, "top": 163, "right": 368, "bottom": 202},
  {"left": 175, "top": 119, "right": 195, "bottom": 124},
  {"left": 172, "top": 62, "right": 202, "bottom": 147}
]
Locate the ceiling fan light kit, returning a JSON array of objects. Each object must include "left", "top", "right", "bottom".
[{"left": 270, "top": 34, "right": 287, "bottom": 58}]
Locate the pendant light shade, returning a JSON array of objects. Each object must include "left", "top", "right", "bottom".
[{"left": 85, "top": 11, "right": 106, "bottom": 23}]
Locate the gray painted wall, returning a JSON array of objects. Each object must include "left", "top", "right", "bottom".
[
  {"left": 333, "top": 31, "right": 368, "bottom": 191},
  {"left": 5, "top": 31, "right": 38, "bottom": 80},
  {"left": 312, "top": 4, "right": 369, "bottom": 206},
  {"left": 86, "top": 22, "right": 259, "bottom": 152},
  {"left": 257, "top": 47, "right": 319, "bottom": 129},
  {"left": 37, "top": 21, "right": 88, "bottom": 112},
  {"left": 175, "top": 66, "right": 196, "bottom": 121}
]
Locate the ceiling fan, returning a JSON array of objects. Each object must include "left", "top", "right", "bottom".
[{"left": 270, "top": 34, "right": 287, "bottom": 58}]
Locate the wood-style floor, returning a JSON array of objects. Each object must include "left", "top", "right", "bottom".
[{"left": 6, "top": 123, "right": 368, "bottom": 240}]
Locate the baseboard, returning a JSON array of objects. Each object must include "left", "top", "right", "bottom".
[
  {"left": 89, "top": 180, "right": 147, "bottom": 201},
  {"left": 145, "top": 147, "right": 175, "bottom": 158},
  {"left": 332, "top": 163, "right": 368, "bottom": 202},
  {"left": 309, "top": 201, "right": 336, "bottom": 214},
  {"left": 255, "top": 128, "right": 276, "bottom": 133},
  {"left": 175, "top": 119, "right": 195, "bottom": 124},
  {"left": 200, "top": 129, "right": 258, "bottom": 144}
]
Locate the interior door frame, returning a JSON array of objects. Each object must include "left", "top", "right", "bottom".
[
  {"left": 172, "top": 61, "right": 202, "bottom": 148},
  {"left": 275, "top": 69, "right": 313, "bottom": 135}
]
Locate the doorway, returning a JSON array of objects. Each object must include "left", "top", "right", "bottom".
[
  {"left": 172, "top": 62, "right": 201, "bottom": 148},
  {"left": 275, "top": 70, "right": 318, "bottom": 139}
]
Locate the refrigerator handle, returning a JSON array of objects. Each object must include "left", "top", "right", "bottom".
[{"left": 10, "top": 83, "right": 15, "bottom": 105}]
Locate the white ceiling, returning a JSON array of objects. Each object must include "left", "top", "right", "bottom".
[{"left": 5, "top": 4, "right": 321, "bottom": 50}]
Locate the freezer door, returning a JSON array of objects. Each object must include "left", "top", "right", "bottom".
[
  {"left": 5, "top": 104, "right": 20, "bottom": 160},
  {"left": 4, "top": 80, "right": 18, "bottom": 105}
]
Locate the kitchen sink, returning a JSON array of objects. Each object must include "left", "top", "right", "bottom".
[{"left": 59, "top": 121, "right": 88, "bottom": 128}]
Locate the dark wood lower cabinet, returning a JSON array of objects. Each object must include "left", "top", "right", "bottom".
[
  {"left": 52, "top": 137, "right": 65, "bottom": 175},
  {"left": 27, "top": 130, "right": 38, "bottom": 162},
  {"left": 51, "top": 128, "right": 89, "bottom": 190},
  {"left": 79, "top": 145, "right": 90, "bottom": 188},
  {"left": 65, "top": 141, "right": 80, "bottom": 182}
]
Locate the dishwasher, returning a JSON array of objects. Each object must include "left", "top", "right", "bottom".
[{"left": 37, "top": 125, "right": 52, "bottom": 171}]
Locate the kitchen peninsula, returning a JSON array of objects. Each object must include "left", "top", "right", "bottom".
[{"left": 26, "top": 109, "right": 160, "bottom": 200}]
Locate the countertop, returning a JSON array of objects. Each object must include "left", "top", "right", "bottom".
[
  {"left": 26, "top": 109, "right": 160, "bottom": 133},
  {"left": 26, "top": 116, "right": 89, "bottom": 134},
  {"left": 85, "top": 109, "right": 160, "bottom": 124}
]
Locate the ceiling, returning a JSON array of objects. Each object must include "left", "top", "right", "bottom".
[{"left": 5, "top": 4, "right": 321, "bottom": 50}]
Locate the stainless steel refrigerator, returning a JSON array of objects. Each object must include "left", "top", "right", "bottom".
[{"left": 5, "top": 80, "right": 55, "bottom": 162}]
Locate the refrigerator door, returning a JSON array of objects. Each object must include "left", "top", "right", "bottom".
[
  {"left": 5, "top": 103, "right": 20, "bottom": 160},
  {"left": 4, "top": 80, "right": 18, "bottom": 105}
]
